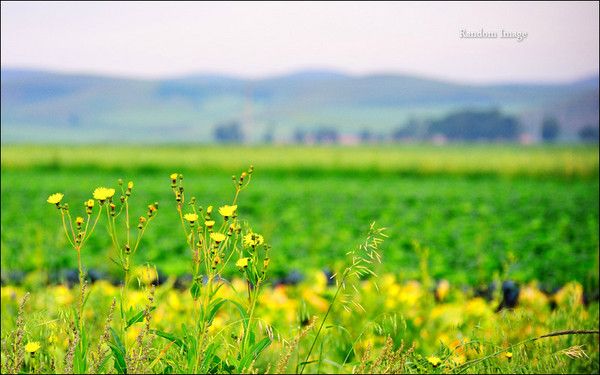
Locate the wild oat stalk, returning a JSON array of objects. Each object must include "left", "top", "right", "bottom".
[
  {"left": 275, "top": 317, "right": 317, "bottom": 374},
  {"left": 7, "top": 292, "right": 30, "bottom": 374},
  {"left": 356, "top": 337, "right": 414, "bottom": 374},
  {"left": 128, "top": 285, "right": 156, "bottom": 374},
  {"left": 89, "top": 298, "right": 116, "bottom": 374},
  {"left": 64, "top": 322, "right": 80, "bottom": 374},
  {"left": 560, "top": 345, "right": 589, "bottom": 359},
  {"left": 455, "top": 329, "right": 600, "bottom": 373},
  {"left": 299, "top": 223, "right": 387, "bottom": 374}
]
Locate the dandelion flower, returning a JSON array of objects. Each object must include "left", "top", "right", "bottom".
[
  {"left": 47, "top": 193, "right": 64, "bottom": 205},
  {"left": 93, "top": 187, "right": 115, "bottom": 202},
  {"left": 236, "top": 257, "right": 250, "bottom": 268},
  {"left": 206, "top": 205, "right": 213, "bottom": 214},
  {"left": 170, "top": 173, "right": 178, "bottom": 180},
  {"left": 85, "top": 199, "right": 95, "bottom": 209},
  {"left": 505, "top": 351, "right": 513, "bottom": 360},
  {"left": 210, "top": 232, "right": 226, "bottom": 243},
  {"left": 218, "top": 205, "right": 238, "bottom": 219},
  {"left": 205, "top": 220, "right": 215, "bottom": 228},
  {"left": 243, "top": 232, "right": 264, "bottom": 248},
  {"left": 76, "top": 217, "right": 84, "bottom": 225},
  {"left": 184, "top": 213, "right": 198, "bottom": 223},
  {"left": 24, "top": 341, "right": 41, "bottom": 353},
  {"left": 427, "top": 356, "right": 442, "bottom": 367}
]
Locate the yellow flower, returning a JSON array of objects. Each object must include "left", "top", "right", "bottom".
[
  {"left": 505, "top": 351, "right": 513, "bottom": 360},
  {"left": 47, "top": 193, "right": 64, "bottom": 205},
  {"left": 210, "top": 232, "right": 226, "bottom": 243},
  {"left": 218, "top": 205, "right": 238, "bottom": 218},
  {"left": 435, "top": 279, "right": 450, "bottom": 301},
  {"left": 184, "top": 213, "right": 198, "bottom": 223},
  {"left": 243, "top": 232, "right": 264, "bottom": 248},
  {"left": 206, "top": 205, "right": 213, "bottom": 214},
  {"left": 127, "top": 181, "right": 134, "bottom": 189},
  {"left": 170, "top": 173, "right": 178, "bottom": 180},
  {"left": 205, "top": 220, "right": 215, "bottom": 228},
  {"left": 85, "top": 199, "right": 95, "bottom": 208},
  {"left": 236, "top": 257, "right": 250, "bottom": 268},
  {"left": 24, "top": 341, "right": 41, "bottom": 353},
  {"left": 76, "top": 217, "right": 84, "bottom": 225},
  {"left": 93, "top": 187, "right": 115, "bottom": 201},
  {"left": 427, "top": 356, "right": 442, "bottom": 367}
]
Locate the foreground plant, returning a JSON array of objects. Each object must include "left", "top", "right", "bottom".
[
  {"left": 299, "top": 223, "right": 387, "bottom": 374},
  {"left": 167, "top": 166, "right": 273, "bottom": 373},
  {"left": 44, "top": 179, "right": 158, "bottom": 373},
  {"left": 46, "top": 190, "right": 104, "bottom": 372}
]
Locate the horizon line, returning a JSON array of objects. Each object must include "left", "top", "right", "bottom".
[{"left": 1, "top": 64, "right": 599, "bottom": 87}]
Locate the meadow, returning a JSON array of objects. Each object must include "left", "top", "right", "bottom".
[{"left": 1, "top": 144, "right": 599, "bottom": 374}]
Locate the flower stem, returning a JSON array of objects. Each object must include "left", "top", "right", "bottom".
[{"left": 299, "top": 275, "right": 344, "bottom": 374}]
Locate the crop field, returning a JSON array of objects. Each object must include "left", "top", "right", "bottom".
[{"left": 1, "top": 144, "right": 599, "bottom": 374}]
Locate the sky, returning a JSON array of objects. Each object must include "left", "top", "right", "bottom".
[{"left": 1, "top": 1, "right": 598, "bottom": 83}]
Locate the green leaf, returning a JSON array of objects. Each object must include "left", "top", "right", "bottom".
[
  {"left": 96, "top": 352, "right": 112, "bottom": 374},
  {"left": 74, "top": 330, "right": 89, "bottom": 374},
  {"left": 108, "top": 342, "right": 127, "bottom": 374},
  {"left": 109, "top": 328, "right": 127, "bottom": 374},
  {"left": 299, "top": 360, "right": 318, "bottom": 366},
  {"left": 239, "top": 337, "right": 271, "bottom": 371},
  {"left": 149, "top": 329, "right": 187, "bottom": 351},
  {"left": 199, "top": 342, "right": 219, "bottom": 373},
  {"left": 125, "top": 306, "right": 156, "bottom": 329},
  {"left": 207, "top": 298, "right": 227, "bottom": 324},
  {"left": 227, "top": 299, "right": 249, "bottom": 329},
  {"left": 248, "top": 330, "right": 256, "bottom": 347},
  {"left": 210, "top": 281, "right": 225, "bottom": 299},
  {"left": 190, "top": 281, "right": 201, "bottom": 300}
]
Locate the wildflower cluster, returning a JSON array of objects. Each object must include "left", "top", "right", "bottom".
[
  {"left": 170, "top": 166, "right": 275, "bottom": 372},
  {"left": 46, "top": 178, "right": 158, "bottom": 373}
]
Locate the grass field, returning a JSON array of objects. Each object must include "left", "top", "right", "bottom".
[
  {"left": 1, "top": 145, "right": 598, "bottom": 288},
  {"left": 1, "top": 144, "right": 599, "bottom": 374}
]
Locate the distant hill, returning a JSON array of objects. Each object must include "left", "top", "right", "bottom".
[{"left": 1, "top": 68, "right": 598, "bottom": 143}]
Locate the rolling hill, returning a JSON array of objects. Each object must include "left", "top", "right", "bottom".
[{"left": 1, "top": 68, "right": 598, "bottom": 143}]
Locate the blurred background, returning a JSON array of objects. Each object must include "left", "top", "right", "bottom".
[
  {"left": 1, "top": 1, "right": 598, "bottom": 143},
  {"left": 1, "top": 2, "right": 598, "bottom": 294}
]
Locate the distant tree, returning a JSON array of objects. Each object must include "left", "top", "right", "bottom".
[
  {"left": 358, "top": 128, "right": 374, "bottom": 143},
  {"left": 213, "top": 120, "right": 244, "bottom": 143},
  {"left": 314, "top": 127, "right": 339, "bottom": 144},
  {"left": 293, "top": 128, "right": 307, "bottom": 144},
  {"left": 263, "top": 125, "right": 275, "bottom": 144},
  {"left": 391, "top": 120, "right": 419, "bottom": 141},
  {"left": 578, "top": 125, "right": 599, "bottom": 142},
  {"left": 541, "top": 117, "right": 560, "bottom": 142},
  {"left": 427, "top": 109, "right": 520, "bottom": 141}
]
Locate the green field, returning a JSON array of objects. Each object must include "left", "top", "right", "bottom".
[
  {"left": 2, "top": 144, "right": 599, "bottom": 374},
  {"left": 2, "top": 144, "right": 598, "bottom": 290}
]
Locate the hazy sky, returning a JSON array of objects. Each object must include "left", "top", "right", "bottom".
[{"left": 1, "top": 1, "right": 598, "bottom": 83}]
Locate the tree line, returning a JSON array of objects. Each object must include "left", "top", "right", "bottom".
[{"left": 213, "top": 109, "right": 598, "bottom": 144}]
